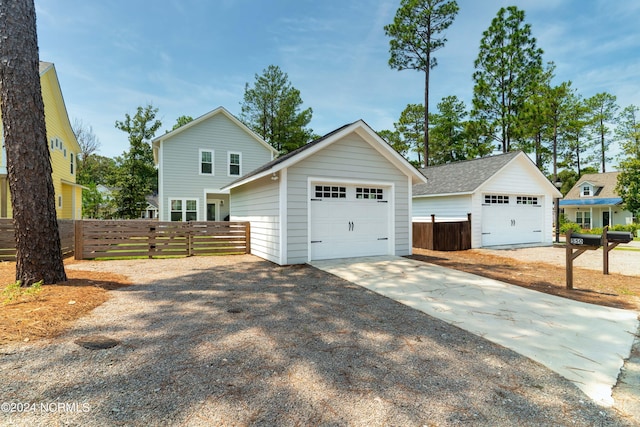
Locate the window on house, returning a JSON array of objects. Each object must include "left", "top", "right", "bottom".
[
  {"left": 185, "top": 200, "right": 197, "bottom": 221},
  {"left": 228, "top": 152, "right": 241, "bottom": 176},
  {"left": 58, "top": 195, "right": 62, "bottom": 209},
  {"left": 170, "top": 200, "right": 182, "bottom": 221},
  {"left": 70, "top": 153, "right": 74, "bottom": 174},
  {"left": 582, "top": 186, "right": 591, "bottom": 196},
  {"left": 200, "top": 150, "right": 213, "bottom": 175},
  {"left": 576, "top": 211, "right": 591, "bottom": 228},
  {"left": 170, "top": 199, "right": 198, "bottom": 221}
]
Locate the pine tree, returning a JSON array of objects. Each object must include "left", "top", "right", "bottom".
[
  {"left": 0, "top": 0, "right": 66, "bottom": 286},
  {"left": 472, "top": 6, "right": 543, "bottom": 153},
  {"left": 385, "top": 0, "right": 459, "bottom": 167}
]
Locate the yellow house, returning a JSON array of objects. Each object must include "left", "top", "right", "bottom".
[{"left": 0, "top": 61, "right": 83, "bottom": 219}]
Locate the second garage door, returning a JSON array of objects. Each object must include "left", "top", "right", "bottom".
[
  {"left": 310, "top": 183, "right": 391, "bottom": 261},
  {"left": 481, "top": 194, "right": 544, "bottom": 247}
]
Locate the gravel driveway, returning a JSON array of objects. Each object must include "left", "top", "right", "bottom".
[{"left": 0, "top": 255, "right": 635, "bottom": 426}]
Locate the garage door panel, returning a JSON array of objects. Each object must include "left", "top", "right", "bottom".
[
  {"left": 310, "top": 184, "right": 390, "bottom": 261},
  {"left": 481, "top": 195, "right": 543, "bottom": 247}
]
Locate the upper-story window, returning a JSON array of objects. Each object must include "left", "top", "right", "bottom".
[
  {"left": 199, "top": 149, "right": 213, "bottom": 175},
  {"left": 581, "top": 185, "right": 591, "bottom": 197},
  {"left": 228, "top": 152, "right": 241, "bottom": 176},
  {"left": 70, "top": 153, "right": 74, "bottom": 175}
]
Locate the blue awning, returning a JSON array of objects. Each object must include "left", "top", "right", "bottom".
[{"left": 560, "top": 198, "right": 622, "bottom": 206}]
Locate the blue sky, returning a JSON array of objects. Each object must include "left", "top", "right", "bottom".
[{"left": 35, "top": 0, "right": 640, "bottom": 160}]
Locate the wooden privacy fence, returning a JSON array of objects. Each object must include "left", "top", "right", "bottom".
[
  {"left": 0, "top": 219, "right": 75, "bottom": 261},
  {"left": 413, "top": 214, "right": 472, "bottom": 251},
  {"left": 75, "top": 220, "right": 250, "bottom": 260}
]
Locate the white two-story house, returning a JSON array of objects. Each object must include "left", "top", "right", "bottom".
[{"left": 152, "top": 107, "right": 277, "bottom": 221}]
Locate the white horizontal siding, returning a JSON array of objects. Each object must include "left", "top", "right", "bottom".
[
  {"left": 229, "top": 176, "right": 280, "bottom": 264},
  {"left": 412, "top": 195, "right": 471, "bottom": 218},
  {"left": 286, "top": 133, "right": 411, "bottom": 264}
]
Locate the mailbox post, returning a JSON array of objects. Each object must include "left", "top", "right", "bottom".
[
  {"left": 603, "top": 226, "right": 634, "bottom": 274},
  {"left": 565, "top": 229, "right": 601, "bottom": 289}
]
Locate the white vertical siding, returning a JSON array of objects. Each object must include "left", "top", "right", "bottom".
[
  {"left": 286, "top": 133, "right": 411, "bottom": 264},
  {"left": 159, "top": 113, "right": 273, "bottom": 220},
  {"left": 229, "top": 175, "right": 281, "bottom": 264}
]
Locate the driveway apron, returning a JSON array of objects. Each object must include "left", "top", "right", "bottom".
[{"left": 311, "top": 255, "right": 639, "bottom": 407}]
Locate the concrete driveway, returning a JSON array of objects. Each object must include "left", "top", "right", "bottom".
[{"left": 311, "top": 255, "right": 639, "bottom": 407}]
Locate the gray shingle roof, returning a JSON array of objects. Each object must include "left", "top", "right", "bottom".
[{"left": 413, "top": 151, "right": 522, "bottom": 196}]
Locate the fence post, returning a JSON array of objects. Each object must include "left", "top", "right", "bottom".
[
  {"left": 74, "top": 220, "right": 84, "bottom": 260},
  {"left": 149, "top": 223, "right": 156, "bottom": 259},
  {"left": 245, "top": 222, "right": 251, "bottom": 254}
]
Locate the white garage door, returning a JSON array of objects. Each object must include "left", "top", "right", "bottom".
[
  {"left": 481, "top": 194, "right": 543, "bottom": 247},
  {"left": 310, "top": 184, "right": 390, "bottom": 260}
]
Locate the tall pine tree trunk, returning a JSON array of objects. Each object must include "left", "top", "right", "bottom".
[
  {"left": 424, "top": 61, "right": 430, "bottom": 168},
  {"left": 0, "top": 0, "right": 67, "bottom": 286}
]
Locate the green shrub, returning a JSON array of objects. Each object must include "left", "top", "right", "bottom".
[
  {"left": 560, "top": 222, "right": 581, "bottom": 234},
  {"left": 611, "top": 223, "right": 639, "bottom": 236},
  {"left": 588, "top": 227, "right": 604, "bottom": 235}
]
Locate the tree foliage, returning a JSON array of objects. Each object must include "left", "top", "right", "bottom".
[
  {"left": 616, "top": 104, "right": 640, "bottom": 159},
  {"left": 472, "top": 6, "right": 543, "bottom": 154},
  {"left": 397, "top": 104, "right": 426, "bottom": 165},
  {"left": 585, "top": 92, "right": 618, "bottom": 173},
  {"left": 561, "top": 91, "right": 593, "bottom": 176},
  {"left": 429, "top": 95, "right": 493, "bottom": 164},
  {"left": 378, "top": 129, "right": 410, "bottom": 158},
  {"left": 384, "top": 0, "right": 459, "bottom": 167},
  {"left": 240, "top": 65, "right": 313, "bottom": 155},
  {"left": 171, "top": 115, "right": 194, "bottom": 131},
  {"left": 616, "top": 159, "right": 640, "bottom": 215},
  {"left": 114, "top": 104, "right": 161, "bottom": 219},
  {"left": 0, "top": 0, "right": 66, "bottom": 286}
]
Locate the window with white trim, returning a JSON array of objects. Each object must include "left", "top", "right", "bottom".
[
  {"left": 581, "top": 185, "right": 591, "bottom": 197},
  {"left": 170, "top": 199, "right": 198, "bottom": 221},
  {"left": 199, "top": 149, "right": 213, "bottom": 175},
  {"left": 70, "top": 153, "right": 74, "bottom": 174},
  {"left": 576, "top": 211, "right": 590, "bottom": 228},
  {"left": 516, "top": 196, "right": 538, "bottom": 205},
  {"left": 356, "top": 187, "right": 384, "bottom": 200},
  {"left": 228, "top": 152, "right": 241, "bottom": 176},
  {"left": 484, "top": 194, "right": 510, "bottom": 204},
  {"left": 314, "top": 185, "right": 346, "bottom": 199}
]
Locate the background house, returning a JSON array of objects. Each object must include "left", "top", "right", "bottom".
[
  {"left": 141, "top": 195, "right": 158, "bottom": 219},
  {"left": 152, "top": 106, "right": 277, "bottom": 222},
  {"left": 224, "top": 120, "right": 426, "bottom": 265},
  {"left": 0, "top": 62, "right": 83, "bottom": 219},
  {"left": 413, "top": 151, "right": 562, "bottom": 248},
  {"left": 560, "top": 172, "right": 635, "bottom": 228}
]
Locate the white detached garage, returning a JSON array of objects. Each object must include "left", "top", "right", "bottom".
[
  {"left": 412, "top": 151, "right": 562, "bottom": 248},
  {"left": 224, "top": 120, "right": 427, "bottom": 265}
]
